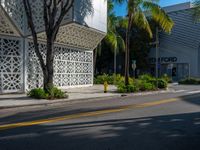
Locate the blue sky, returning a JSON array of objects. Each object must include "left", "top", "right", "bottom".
[{"left": 114, "top": 0, "right": 191, "bottom": 16}]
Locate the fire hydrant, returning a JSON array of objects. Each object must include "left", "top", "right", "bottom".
[{"left": 104, "top": 81, "right": 108, "bottom": 93}]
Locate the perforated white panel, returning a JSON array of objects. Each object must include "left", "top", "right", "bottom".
[
  {"left": 37, "top": 23, "right": 105, "bottom": 50},
  {"left": 26, "top": 40, "right": 93, "bottom": 90},
  {"left": 24, "top": 0, "right": 72, "bottom": 35},
  {"left": 0, "top": 7, "right": 20, "bottom": 36},
  {"left": 0, "top": 36, "right": 23, "bottom": 93},
  {"left": 1, "top": 0, "right": 24, "bottom": 32}
]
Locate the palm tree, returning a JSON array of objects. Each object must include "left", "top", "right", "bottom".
[
  {"left": 94, "top": 0, "right": 125, "bottom": 75},
  {"left": 193, "top": 0, "right": 200, "bottom": 21},
  {"left": 115, "top": 0, "right": 174, "bottom": 85}
]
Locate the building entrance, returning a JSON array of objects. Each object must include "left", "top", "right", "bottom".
[{"left": 151, "top": 63, "right": 189, "bottom": 81}]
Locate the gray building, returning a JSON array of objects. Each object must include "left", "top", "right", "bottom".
[
  {"left": 0, "top": 0, "right": 107, "bottom": 94},
  {"left": 149, "top": 2, "right": 200, "bottom": 81}
]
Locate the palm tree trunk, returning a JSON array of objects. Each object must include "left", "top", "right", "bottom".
[{"left": 125, "top": 15, "right": 131, "bottom": 86}]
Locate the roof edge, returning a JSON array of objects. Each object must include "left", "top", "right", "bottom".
[{"left": 163, "top": 2, "right": 192, "bottom": 13}]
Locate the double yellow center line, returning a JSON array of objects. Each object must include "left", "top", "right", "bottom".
[{"left": 0, "top": 98, "right": 178, "bottom": 131}]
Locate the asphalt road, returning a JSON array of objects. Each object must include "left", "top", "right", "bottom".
[{"left": 0, "top": 85, "right": 200, "bottom": 150}]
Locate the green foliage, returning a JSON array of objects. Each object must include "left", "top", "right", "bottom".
[
  {"left": 28, "top": 87, "right": 68, "bottom": 99},
  {"left": 157, "top": 79, "right": 168, "bottom": 89},
  {"left": 192, "top": 0, "right": 200, "bottom": 22},
  {"left": 138, "top": 80, "right": 156, "bottom": 91},
  {"left": 161, "top": 74, "right": 172, "bottom": 83},
  {"left": 179, "top": 78, "right": 200, "bottom": 85},
  {"left": 94, "top": 74, "right": 111, "bottom": 84},
  {"left": 94, "top": 74, "right": 168, "bottom": 93},
  {"left": 105, "top": 0, "right": 125, "bottom": 54},
  {"left": 116, "top": 74, "right": 168, "bottom": 93},
  {"left": 139, "top": 74, "right": 154, "bottom": 82},
  {"left": 28, "top": 88, "right": 48, "bottom": 99},
  {"left": 47, "top": 87, "right": 68, "bottom": 99},
  {"left": 94, "top": 74, "right": 133, "bottom": 85},
  {"left": 117, "top": 83, "right": 139, "bottom": 93},
  {"left": 94, "top": 74, "right": 118, "bottom": 84},
  {"left": 138, "top": 74, "right": 168, "bottom": 89}
]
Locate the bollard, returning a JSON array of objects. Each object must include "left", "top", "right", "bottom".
[{"left": 104, "top": 81, "right": 108, "bottom": 93}]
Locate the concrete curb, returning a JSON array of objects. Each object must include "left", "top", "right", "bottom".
[
  {"left": 0, "top": 95, "right": 121, "bottom": 110},
  {"left": 0, "top": 89, "right": 174, "bottom": 110}
]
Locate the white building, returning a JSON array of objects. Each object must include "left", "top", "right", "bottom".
[
  {"left": 0, "top": 0, "right": 107, "bottom": 94},
  {"left": 149, "top": 2, "right": 200, "bottom": 81}
]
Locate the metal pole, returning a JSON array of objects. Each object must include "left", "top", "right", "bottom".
[
  {"left": 189, "top": 63, "right": 191, "bottom": 79},
  {"left": 156, "top": 27, "right": 159, "bottom": 88},
  {"left": 114, "top": 48, "right": 117, "bottom": 84}
]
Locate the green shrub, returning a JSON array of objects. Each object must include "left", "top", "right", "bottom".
[
  {"left": 138, "top": 81, "right": 156, "bottom": 91},
  {"left": 28, "top": 87, "right": 67, "bottom": 99},
  {"left": 179, "top": 78, "right": 200, "bottom": 85},
  {"left": 28, "top": 88, "right": 48, "bottom": 99},
  {"left": 112, "top": 74, "right": 125, "bottom": 85},
  {"left": 116, "top": 74, "right": 167, "bottom": 93},
  {"left": 47, "top": 87, "right": 68, "bottom": 99},
  {"left": 117, "top": 83, "right": 128, "bottom": 93},
  {"left": 157, "top": 79, "right": 168, "bottom": 89},
  {"left": 139, "top": 74, "right": 154, "bottom": 82},
  {"left": 161, "top": 74, "right": 172, "bottom": 83},
  {"left": 149, "top": 78, "right": 167, "bottom": 89},
  {"left": 94, "top": 74, "right": 132, "bottom": 85},
  {"left": 94, "top": 74, "right": 110, "bottom": 84},
  {"left": 117, "top": 83, "right": 138, "bottom": 93}
]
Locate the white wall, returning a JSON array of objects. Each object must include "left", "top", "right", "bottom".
[{"left": 73, "top": 0, "right": 107, "bottom": 33}]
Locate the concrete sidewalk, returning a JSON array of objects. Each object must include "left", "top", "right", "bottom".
[
  {"left": 0, "top": 85, "right": 121, "bottom": 109},
  {"left": 0, "top": 85, "right": 173, "bottom": 109}
]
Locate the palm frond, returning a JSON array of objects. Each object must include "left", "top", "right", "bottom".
[
  {"left": 133, "top": 8, "right": 153, "bottom": 38},
  {"left": 108, "top": 0, "right": 114, "bottom": 14},
  {"left": 105, "top": 30, "right": 118, "bottom": 51},
  {"left": 143, "top": 1, "right": 174, "bottom": 33},
  {"left": 193, "top": 0, "right": 200, "bottom": 22},
  {"left": 118, "top": 17, "right": 128, "bottom": 29},
  {"left": 116, "top": 35, "right": 126, "bottom": 53}
]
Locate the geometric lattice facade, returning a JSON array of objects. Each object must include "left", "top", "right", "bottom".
[
  {"left": 0, "top": 36, "right": 23, "bottom": 93},
  {"left": 37, "top": 23, "right": 106, "bottom": 50},
  {"left": 26, "top": 40, "right": 93, "bottom": 90},
  {"left": 0, "top": 0, "right": 107, "bottom": 94},
  {"left": 0, "top": 0, "right": 24, "bottom": 33},
  {"left": 0, "top": 7, "right": 20, "bottom": 36}
]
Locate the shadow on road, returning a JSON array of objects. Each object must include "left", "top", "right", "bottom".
[
  {"left": 0, "top": 111, "right": 200, "bottom": 150},
  {"left": 181, "top": 93, "right": 200, "bottom": 106},
  {"left": 1, "top": 93, "right": 200, "bottom": 150}
]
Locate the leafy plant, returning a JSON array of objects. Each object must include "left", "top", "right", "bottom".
[
  {"left": 117, "top": 83, "right": 138, "bottom": 93},
  {"left": 94, "top": 74, "right": 110, "bottom": 84},
  {"left": 94, "top": 74, "right": 128, "bottom": 85},
  {"left": 28, "top": 88, "right": 48, "bottom": 99},
  {"left": 161, "top": 74, "right": 172, "bottom": 83},
  {"left": 116, "top": 74, "right": 167, "bottom": 93},
  {"left": 139, "top": 74, "right": 154, "bottom": 82},
  {"left": 179, "top": 78, "right": 200, "bottom": 85},
  {"left": 47, "top": 87, "right": 68, "bottom": 99},
  {"left": 28, "top": 87, "right": 68, "bottom": 99},
  {"left": 138, "top": 81, "right": 156, "bottom": 91},
  {"left": 157, "top": 79, "right": 168, "bottom": 89}
]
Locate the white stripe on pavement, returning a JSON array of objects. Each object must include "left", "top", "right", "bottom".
[
  {"left": 187, "top": 90, "right": 200, "bottom": 94},
  {"left": 174, "top": 90, "right": 187, "bottom": 93}
]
